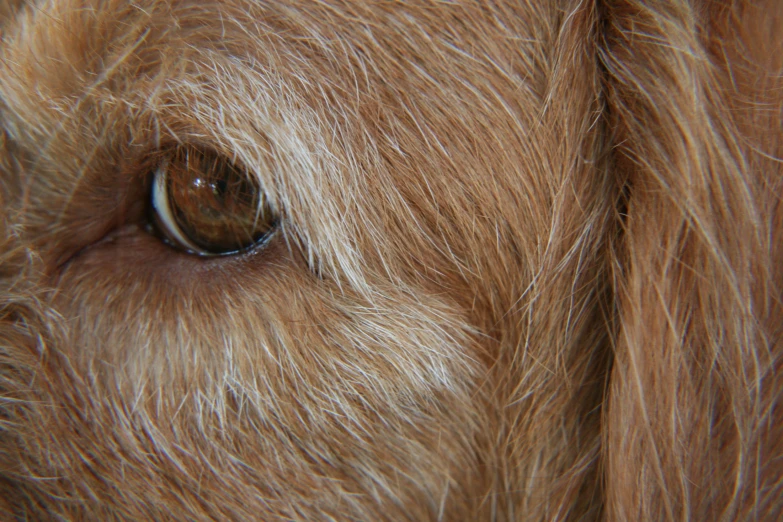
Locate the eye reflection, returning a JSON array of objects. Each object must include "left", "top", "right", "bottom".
[{"left": 151, "top": 147, "right": 276, "bottom": 256}]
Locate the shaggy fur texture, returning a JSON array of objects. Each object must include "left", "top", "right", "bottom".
[{"left": 0, "top": 0, "right": 781, "bottom": 520}]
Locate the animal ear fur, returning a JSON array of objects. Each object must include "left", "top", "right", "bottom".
[{"left": 602, "top": 1, "right": 783, "bottom": 519}]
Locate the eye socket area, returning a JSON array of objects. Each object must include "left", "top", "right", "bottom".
[{"left": 150, "top": 146, "right": 277, "bottom": 256}]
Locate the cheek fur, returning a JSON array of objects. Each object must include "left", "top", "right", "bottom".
[{"left": 45, "top": 220, "right": 487, "bottom": 518}]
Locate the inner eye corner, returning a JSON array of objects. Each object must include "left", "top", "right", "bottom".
[{"left": 148, "top": 145, "right": 278, "bottom": 257}]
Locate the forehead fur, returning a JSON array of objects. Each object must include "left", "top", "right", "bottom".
[{"left": 1, "top": 0, "right": 599, "bottom": 294}]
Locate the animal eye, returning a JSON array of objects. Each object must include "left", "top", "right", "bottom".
[{"left": 150, "top": 146, "right": 276, "bottom": 256}]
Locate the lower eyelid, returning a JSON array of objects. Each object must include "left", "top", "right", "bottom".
[{"left": 55, "top": 221, "right": 285, "bottom": 289}]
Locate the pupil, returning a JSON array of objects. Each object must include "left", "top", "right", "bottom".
[{"left": 214, "top": 179, "right": 227, "bottom": 197}]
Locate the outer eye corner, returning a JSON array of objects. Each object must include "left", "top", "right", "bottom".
[{"left": 149, "top": 146, "right": 277, "bottom": 257}]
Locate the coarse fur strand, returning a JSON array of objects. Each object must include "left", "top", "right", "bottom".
[{"left": 0, "top": 0, "right": 780, "bottom": 520}]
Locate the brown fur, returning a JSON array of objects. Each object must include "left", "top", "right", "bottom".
[{"left": 0, "top": 0, "right": 781, "bottom": 520}]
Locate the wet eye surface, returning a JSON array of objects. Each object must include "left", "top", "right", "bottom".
[{"left": 151, "top": 146, "right": 276, "bottom": 256}]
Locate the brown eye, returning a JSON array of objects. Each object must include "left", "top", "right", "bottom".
[{"left": 151, "top": 147, "right": 276, "bottom": 256}]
